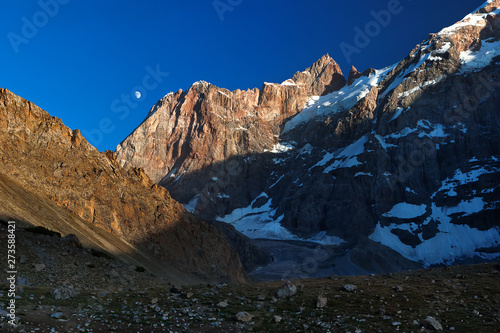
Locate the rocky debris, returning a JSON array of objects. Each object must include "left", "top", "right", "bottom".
[
  {"left": 276, "top": 281, "right": 297, "bottom": 299},
  {"left": 423, "top": 316, "right": 443, "bottom": 331},
  {"left": 19, "top": 255, "right": 26, "bottom": 264},
  {"left": 170, "top": 285, "right": 182, "bottom": 294},
  {"left": 34, "top": 264, "right": 46, "bottom": 272},
  {"left": 235, "top": 311, "right": 253, "bottom": 323},
  {"left": 17, "top": 277, "right": 30, "bottom": 286},
  {"left": 344, "top": 284, "right": 357, "bottom": 292},
  {"left": 0, "top": 259, "right": 498, "bottom": 332},
  {"left": 108, "top": 270, "right": 119, "bottom": 279},
  {"left": 2, "top": 221, "right": 188, "bottom": 294},
  {"left": 393, "top": 285, "right": 404, "bottom": 292},
  {"left": 51, "top": 285, "right": 77, "bottom": 300},
  {"left": 60, "top": 233, "right": 81, "bottom": 248},
  {"left": 186, "top": 292, "right": 193, "bottom": 299},
  {"left": 316, "top": 295, "right": 327, "bottom": 308}
]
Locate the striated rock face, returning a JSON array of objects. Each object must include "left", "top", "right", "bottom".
[
  {"left": 117, "top": 1, "right": 500, "bottom": 274},
  {"left": 116, "top": 55, "right": 347, "bottom": 218},
  {"left": 0, "top": 88, "right": 246, "bottom": 283}
]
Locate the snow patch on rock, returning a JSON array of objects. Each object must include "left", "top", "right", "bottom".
[
  {"left": 219, "top": 193, "right": 344, "bottom": 245},
  {"left": 383, "top": 203, "right": 427, "bottom": 219},
  {"left": 283, "top": 66, "right": 395, "bottom": 133},
  {"left": 460, "top": 39, "right": 500, "bottom": 73}
]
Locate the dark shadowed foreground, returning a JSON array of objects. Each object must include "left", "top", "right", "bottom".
[{"left": 1, "top": 221, "right": 499, "bottom": 332}]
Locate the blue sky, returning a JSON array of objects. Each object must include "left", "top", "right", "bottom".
[{"left": 1, "top": 0, "right": 484, "bottom": 151}]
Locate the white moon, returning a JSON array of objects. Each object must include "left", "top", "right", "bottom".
[{"left": 134, "top": 91, "right": 141, "bottom": 99}]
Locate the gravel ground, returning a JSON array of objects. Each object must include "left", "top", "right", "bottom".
[{"left": 1, "top": 222, "right": 500, "bottom": 332}]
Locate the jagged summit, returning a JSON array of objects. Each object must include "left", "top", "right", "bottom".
[
  {"left": 347, "top": 65, "right": 362, "bottom": 86},
  {"left": 291, "top": 53, "right": 346, "bottom": 95},
  {"left": 116, "top": 54, "right": 347, "bottom": 185}
]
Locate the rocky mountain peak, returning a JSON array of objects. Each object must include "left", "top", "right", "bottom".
[
  {"left": 146, "top": 89, "right": 184, "bottom": 118},
  {"left": 116, "top": 54, "right": 347, "bottom": 192},
  {"left": 419, "top": 0, "right": 500, "bottom": 58},
  {"left": 347, "top": 65, "right": 362, "bottom": 86},
  {"left": 478, "top": 0, "right": 500, "bottom": 14},
  {"left": 291, "top": 53, "right": 346, "bottom": 95}
]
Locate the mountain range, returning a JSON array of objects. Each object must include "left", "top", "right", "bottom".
[
  {"left": 1, "top": 0, "right": 499, "bottom": 284},
  {"left": 116, "top": 0, "right": 500, "bottom": 277}
]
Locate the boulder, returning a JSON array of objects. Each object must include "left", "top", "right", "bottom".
[
  {"left": 276, "top": 281, "right": 297, "bottom": 299},
  {"left": 235, "top": 311, "right": 253, "bottom": 323},
  {"left": 51, "top": 285, "right": 77, "bottom": 300}
]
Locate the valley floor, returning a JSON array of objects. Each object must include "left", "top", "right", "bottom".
[
  {"left": 1, "top": 222, "right": 500, "bottom": 332},
  {"left": 2, "top": 265, "right": 500, "bottom": 332}
]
